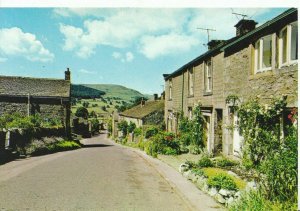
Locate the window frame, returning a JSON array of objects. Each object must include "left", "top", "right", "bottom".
[
  {"left": 168, "top": 79, "right": 172, "bottom": 100},
  {"left": 254, "top": 34, "right": 273, "bottom": 73},
  {"left": 279, "top": 21, "right": 298, "bottom": 68},
  {"left": 204, "top": 59, "right": 212, "bottom": 94},
  {"left": 188, "top": 67, "right": 194, "bottom": 97}
]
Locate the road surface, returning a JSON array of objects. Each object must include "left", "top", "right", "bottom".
[{"left": 0, "top": 133, "right": 221, "bottom": 211}]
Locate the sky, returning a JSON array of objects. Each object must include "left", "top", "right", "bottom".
[{"left": 0, "top": 6, "right": 294, "bottom": 94}]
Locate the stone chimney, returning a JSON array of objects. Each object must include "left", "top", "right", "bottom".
[
  {"left": 234, "top": 19, "right": 257, "bottom": 36},
  {"left": 207, "top": 40, "right": 225, "bottom": 50},
  {"left": 141, "top": 98, "right": 145, "bottom": 107},
  {"left": 153, "top": 94, "right": 158, "bottom": 101},
  {"left": 65, "top": 68, "right": 71, "bottom": 81}
]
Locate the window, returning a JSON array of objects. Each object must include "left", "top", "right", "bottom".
[
  {"left": 188, "top": 67, "right": 194, "bottom": 96},
  {"left": 254, "top": 35, "right": 273, "bottom": 73},
  {"left": 169, "top": 80, "right": 172, "bottom": 100},
  {"left": 188, "top": 107, "right": 193, "bottom": 120},
  {"left": 204, "top": 59, "right": 212, "bottom": 93},
  {"left": 279, "top": 21, "right": 298, "bottom": 67}
]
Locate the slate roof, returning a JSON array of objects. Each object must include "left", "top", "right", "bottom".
[
  {"left": 0, "top": 76, "right": 70, "bottom": 98},
  {"left": 120, "top": 100, "right": 164, "bottom": 119}
]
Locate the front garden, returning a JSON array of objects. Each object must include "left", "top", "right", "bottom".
[
  {"left": 0, "top": 113, "right": 81, "bottom": 163},
  {"left": 113, "top": 96, "right": 298, "bottom": 210}
]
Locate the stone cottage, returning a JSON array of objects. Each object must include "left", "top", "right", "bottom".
[
  {"left": 119, "top": 96, "right": 165, "bottom": 128},
  {"left": 0, "top": 69, "right": 72, "bottom": 137},
  {"left": 164, "top": 8, "right": 298, "bottom": 156}
]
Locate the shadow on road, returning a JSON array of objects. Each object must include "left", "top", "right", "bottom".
[{"left": 82, "top": 144, "right": 114, "bottom": 148}]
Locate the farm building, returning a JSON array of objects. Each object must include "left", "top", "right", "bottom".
[
  {"left": 119, "top": 97, "right": 165, "bottom": 128},
  {"left": 0, "top": 69, "right": 71, "bottom": 136},
  {"left": 164, "top": 8, "right": 298, "bottom": 156}
]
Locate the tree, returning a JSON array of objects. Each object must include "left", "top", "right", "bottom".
[
  {"left": 117, "top": 120, "right": 128, "bottom": 136},
  {"left": 128, "top": 121, "right": 136, "bottom": 133},
  {"left": 75, "top": 107, "right": 89, "bottom": 119}
]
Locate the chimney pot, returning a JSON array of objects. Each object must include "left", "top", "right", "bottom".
[
  {"left": 234, "top": 19, "right": 257, "bottom": 36},
  {"left": 65, "top": 68, "right": 71, "bottom": 81}
]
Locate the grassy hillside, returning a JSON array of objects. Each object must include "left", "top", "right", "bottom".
[
  {"left": 71, "top": 84, "right": 151, "bottom": 118},
  {"left": 78, "top": 84, "right": 147, "bottom": 101}
]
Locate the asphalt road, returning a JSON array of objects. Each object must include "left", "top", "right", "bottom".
[{"left": 0, "top": 134, "right": 192, "bottom": 211}]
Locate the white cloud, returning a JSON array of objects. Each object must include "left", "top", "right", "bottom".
[
  {"left": 112, "top": 51, "right": 134, "bottom": 63},
  {"left": 78, "top": 69, "right": 96, "bottom": 74},
  {"left": 59, "top": 9, "right": 187, "bottom": 58},
  {"left": 58, "top": 8, "right": 273, "bottom": 59},
  {"left": 0, "top": 57, "right": 7, "bottom": 63},
  {"left": 0, "top": 27, "right": 54, "bottom": 62},
  {"left": 139, "top": 33, "right": 200, "bottom": 59}
]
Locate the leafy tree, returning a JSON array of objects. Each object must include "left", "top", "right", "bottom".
[
  {"left": 128, "top": 121, "right": 136, "bottom": 133},
  {"left": 75, "top": 107, "right": 89, "bottom": 119},
  {"left": 118, "top": 120, "right": 128, "bottom": 136}
]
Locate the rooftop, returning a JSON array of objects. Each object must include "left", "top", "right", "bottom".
[
  {"left": 120, "top": 100, "right": 164, "bottom": 119},
  {"left": 0, "top": 75, "right": 70, "bottom": 98}
]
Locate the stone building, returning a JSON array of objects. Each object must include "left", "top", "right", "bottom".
[
  {"left": 164, "top": 8, "right": 298, "bottom": 156},
  {"left": 119, "top": 97, "right": 165, "bottom": 128},
  {"left": 0, "top": 69, "right": 72, "bottom": 137}
]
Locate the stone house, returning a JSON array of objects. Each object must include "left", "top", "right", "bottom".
[
  {"left": 119, "top": 97, "right": 165, "bottom": 128},
  {"left": 164, "top": 8, "right": 298, "bottom": 156},
  {"left": 0, "top": 69, "right": 72, "bottom": 137}
]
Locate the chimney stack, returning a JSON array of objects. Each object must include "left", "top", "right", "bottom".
[
  {"left": 141, "top": 98, "right": 145, "bottom": 107},
  {"left": 65, "top": 68, "right": 71, "bottom": 81},
  {"left": 207, "top": 40, "right": 225, "bottom": 50},
  {"left": 234, "top": 19, "right": 257, "bottom": 36}
]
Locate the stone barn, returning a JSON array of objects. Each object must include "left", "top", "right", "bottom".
[{"left": 0, "top": 69, "right": 71, "bottom": 136}]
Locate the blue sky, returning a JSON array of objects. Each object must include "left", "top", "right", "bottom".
[{"left": 0, "top": 7, "right": 291, "bottom": 94}]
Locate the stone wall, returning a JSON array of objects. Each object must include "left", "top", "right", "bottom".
[
  {"left": 0, "top": 102, "right": 28, "bottom": 115},
  {"left": 143, "top": 110, "right": 164, "bottom": 126}
]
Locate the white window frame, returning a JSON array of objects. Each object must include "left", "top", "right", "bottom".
[
  {"left": 205, "top": 60, "right": 212, "bottom": 93},
  {"left": 279, "top": 21, "right": 298, "bottom": 68},
  {"left": 254, "top": 34, "right": 273, "bottom": 73},
  {"left": 169, "top": 80, "right": 172, "bottom": 100},
  {"left": 188, "top": 67, "right": 194, "bottom": 96}
]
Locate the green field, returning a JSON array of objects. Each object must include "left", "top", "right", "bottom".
[{"left": 71, "top": 84, "right": 152, "bottom": 118}]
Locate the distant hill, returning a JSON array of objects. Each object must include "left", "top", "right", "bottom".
[
  {"left": 71, "top": 84, "right": 106, "bottom": 99},
  {"left": 72, "top": 84, "right": 149, "bottom": 102}
]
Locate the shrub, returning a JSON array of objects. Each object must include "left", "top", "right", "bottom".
[
  {"left": 214, "top": 157, "right": 239, "bottom": 168},
  {"left": 117, "top": 120, "right": 128, "bottom": 136},
  {"left": 144, "top": 132, "right": 180, "bottom": 157},
  {"left": 75, "top": 107, "right": 89, "bottom": 119},
  {"left": 229, "top": 191, "right": 272, "bottom": 211},
  {"left": 144, "top": 126, "right": 159, "bottom": 139},
  {"left": 197, "top": 156, "right": 213, "bottom": 168},
  {"left": 191, "top": 168, "right": 206, "bottom": 177},
  {"left": 133, "top": 127, "right": 142, "bottom": 136},
  {"left": 207, "top": 173, "right": 238, "bottom": 191},
  {"left": 184, "top": 160, "right": 197, "bottom": 169},
  {"left": 31, "top": 140, "right": 81, "bottom": 156},
  {"left": 90, "top": 118, "right": 100, "bottom": 135},
  {"left": 128, "top": 121, "right": 136, "bottom": 133}
]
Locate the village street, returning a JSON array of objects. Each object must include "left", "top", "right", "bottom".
[{"left": 0, "top": 133, "right": 221, "bottom": 211}]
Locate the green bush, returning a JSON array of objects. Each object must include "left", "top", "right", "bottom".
[
  {"left": 144, "top": 126, "right": 159, "bottom": 139},
  {"left": 133, "top": 127, "right": 142, "bottom": 136},
  {"left": 144, "top": 132, "right": 180, "bottom": 157},
  {"left": 128, "top": 121, "right": 136, "bottom": 133},
  {"left": 214, "top": 157, "right": 238, "bottom": 168},
  {"left": 197, "top": 156, "right": 213, "bottom": 168},
  {"left": 117, "top": 120, "right": 128, "bottom": 136},
  {"left": 191, "top": 168, "right": 206, "bottom": 177},
  {"left": 75, "top": 107, "right": 89, "bottom": 119},
  {"left": 229, "top": 191, "right": 272, "bottom": 211},
  {"left": 90, "top": 118, "right": 100, "bottom": 135},
  {"left": 207, "top": 173, "right": 238, "bottom": 191}
]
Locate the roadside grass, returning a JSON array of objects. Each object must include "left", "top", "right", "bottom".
[
  {"left": 31, "top": 140, "right": 81, "bottom": 156},
  {"left": 158, "top": 154, "right": 202, "bottom": 170}
]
